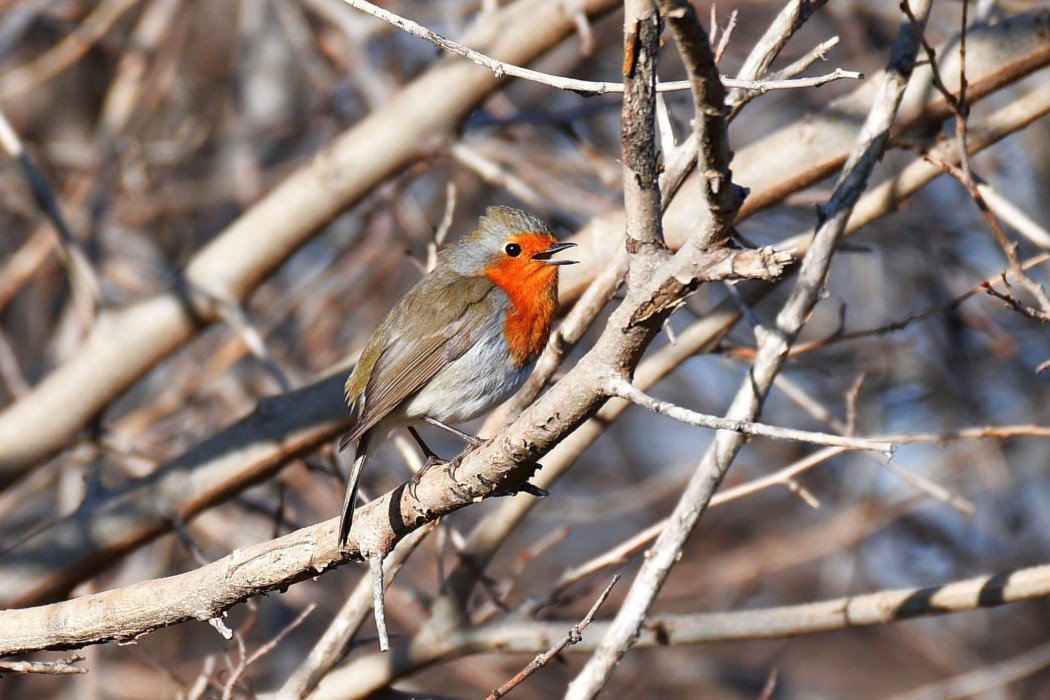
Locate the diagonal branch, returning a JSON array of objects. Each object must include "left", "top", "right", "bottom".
[
  {"left": 608, "top": 377, "right": 894, "bottom": 453},
  {"left": 657, "top": 0, "right": 737, "bottom": 249},
  {"left": 0, "top": 0, "right": 621, "bottom": 487},
  {"left": 566, "top": 2, "right": 932, "bottom": 697},
  {"left": 342, "top": 0, "right": 859, "bottom": 96}
]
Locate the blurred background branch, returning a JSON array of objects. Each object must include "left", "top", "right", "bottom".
[{"left": 1, "top": 1, "right": 1049, "bottom": 698}]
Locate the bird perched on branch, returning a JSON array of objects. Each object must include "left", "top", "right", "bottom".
[{"left": 338, "top": 206, "right": 577, "bottom": 546}]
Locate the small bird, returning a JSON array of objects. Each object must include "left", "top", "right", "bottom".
[{"left": 338, "top": 206, "right": 577, "bottom": 546}]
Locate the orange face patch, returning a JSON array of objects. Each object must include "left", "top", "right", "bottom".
[{"left": 484, "top": 232, "right": 561, "bottom": 366}]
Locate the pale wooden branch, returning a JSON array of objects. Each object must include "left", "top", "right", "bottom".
[
  {"left": 619, "top": 0, "right": 665, "bottom": 258},
  {"left": 0, "top": 655, "right": 86, "bottom": 675},
  {"left": 609, "top": 377, "right": 894, "bottom": 453},
  {"left": 308, "top": 563, "right": 1050, "bottom": 697},
  {"left": 4, "top": 76, "right": 1044, "bottom": 615},
  {"left": 0, "top": 0, "right": 621, "bottom": 486},
  {"left": 341, "top": 0, "right": 860, "bottom": 96},
  {"left": 566, "top": 3, "right": 932, "bottom": 696},
  {"left": 0, "top": 517, "right": 363, "bottom": 657},
  {"left": 528, "top": 564, "right": 1050, "bottom": 645}
]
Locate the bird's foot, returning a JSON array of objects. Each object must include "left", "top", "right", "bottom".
[
  {"left": 446, "top": 437, "right": 489, "bottom": 481},
  {"left": 408, "top": 454, "right": 447, "bottom": 501}
]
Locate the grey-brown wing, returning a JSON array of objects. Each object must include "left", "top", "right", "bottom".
[{"left": 344, "top": 275, "right": 501, "bottom": 444}]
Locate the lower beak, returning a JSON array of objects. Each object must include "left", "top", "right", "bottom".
[{"left": 533, "top": 241, "right": 579, "bottom": 265}]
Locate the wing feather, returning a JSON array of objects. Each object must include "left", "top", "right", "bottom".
[{"left": 344, "top": 275, "right": 500, "bottom": 444}]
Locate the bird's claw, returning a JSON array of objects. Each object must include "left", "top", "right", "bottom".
[
  {"left": 446, "top": 453, "right": 466, "bottom": 483},
  {"left": 445, "top": 437, "right": 488, "bottom": 481},
  {"left": 408, "top": 455, "right": 448, "bottom": 501}
]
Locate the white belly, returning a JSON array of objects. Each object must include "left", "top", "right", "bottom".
[{"left": 402, "top": 329, "right": 531, "bottom": 424}]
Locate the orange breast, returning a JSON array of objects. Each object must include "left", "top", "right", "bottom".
[{"left": 484, "top": 238, "right": 560, "bottom": 367}]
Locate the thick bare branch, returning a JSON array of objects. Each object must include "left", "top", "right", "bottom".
[
  {"left": 308, "top": 563, "right": 1050, "bottom": 697},
  {"left": 567, "top": 3, "right": 932, "bottom": 696},
  {"left": 0, "top": 0, "right": 620, "bottom": 486}
]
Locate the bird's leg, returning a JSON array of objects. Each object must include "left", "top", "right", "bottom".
[
  {"left": 407, "top": 426, "right": 443, "bottom": 462},
  {"left": 423, "top": 416, "right": 487, "bottom": 447},
  {"left": 422, "top": 417, "right": 491, "bottom": 484},
  {"left": 408, "top": 420, "right": 491, "bottom": 497},
  {"left": 406, "top": 427, "right": 447, "bottom": 500}
]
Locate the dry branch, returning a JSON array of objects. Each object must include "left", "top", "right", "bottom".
[
  {"left": 563, "top": 8, "right": 1050, "bottom": 299},
  {"left": 342, "top": 0, "right": 859, "bottom": 96},
  {"left": 0, "top": 0, "right": 622, "bottom": 485},
  {"left": 567, "top": 1, "right": 931, "bottom": 695},
  {"left": 4, "top": 74, "right": 1044, "bottom": 616},
  {"left": 308, "top": 563, "right": 1050, "bottom": 698}
]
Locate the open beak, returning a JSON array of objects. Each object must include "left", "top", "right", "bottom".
[{"left": 533, "top": 241, "right": 578, "bottom": 265}]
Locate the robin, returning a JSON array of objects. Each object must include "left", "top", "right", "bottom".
[{"left": 338, "top": 206, "right": 577, "bottom": 546}]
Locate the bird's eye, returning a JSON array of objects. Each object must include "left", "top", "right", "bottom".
[{"left": 504, "top": 243, "right": 522, "bottom": 257}]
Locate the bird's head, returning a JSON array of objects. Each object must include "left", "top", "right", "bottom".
[{"left": 443, "top": 206, "right": 577, "bottom": 279}]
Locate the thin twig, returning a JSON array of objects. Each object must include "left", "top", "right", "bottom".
[
  {"left": 727, "top": 0, "right": 832, "bottom": 113},
  {"left": 975, "top": 182, "right": 1050, "bottom": 249},
  {"left": 368, "top": 553, "right": 389, "bottom": 652},
  {"left": 924, "top": 155, "right": 1050, "bottom": 316},
  {"left": 488, "top": 576, "right": 619, "bottom": 699},
  {"left": 888, "top": 639, "right": 1050, "bottom": 700},
  {"left": 340, "top": 0, "right": 860, "bottom": 95},
  {"left": 608, "top": 377, "right": 894, "bottom": 454},
  {"left": 426, "top": 182, "right": 458, "bottom": 272},
  {"left": 209, "top": 294, "right": 294, "bottom": 393},
  {"left": 275, "top": 525, "right": 435, "bottom": 699},
  {"left": 769, "top": 36, "right": 840, "bottom": 81},
  {"left": 221, "top": 604, "right": 315, "bottom": 700},
  {"left": 0, "top": 106, "right": 103, "bottom": 318},
  {"left": 526, "top": 446, "right": 851, "bottom": 612},
  {"left": 0, "top": 655, "right": 87, "bottom": 675},
  {"left": 0, "top": 0, "right": 141, "bottom": 100},
  {"left": 713, "top": 11, "right": 738, "bottom": 65}
]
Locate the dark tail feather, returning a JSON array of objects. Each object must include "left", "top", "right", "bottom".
[
  {"left": 337, "top": 427, "right": 355, "bottom": 452},
  {"left": 338, "top": 431, "right": 372, "bottom": 546}
]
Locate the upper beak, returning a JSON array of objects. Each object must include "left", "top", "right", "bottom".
[{"left": 533, "top": 241, "right": 579, "bottom": 265}]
